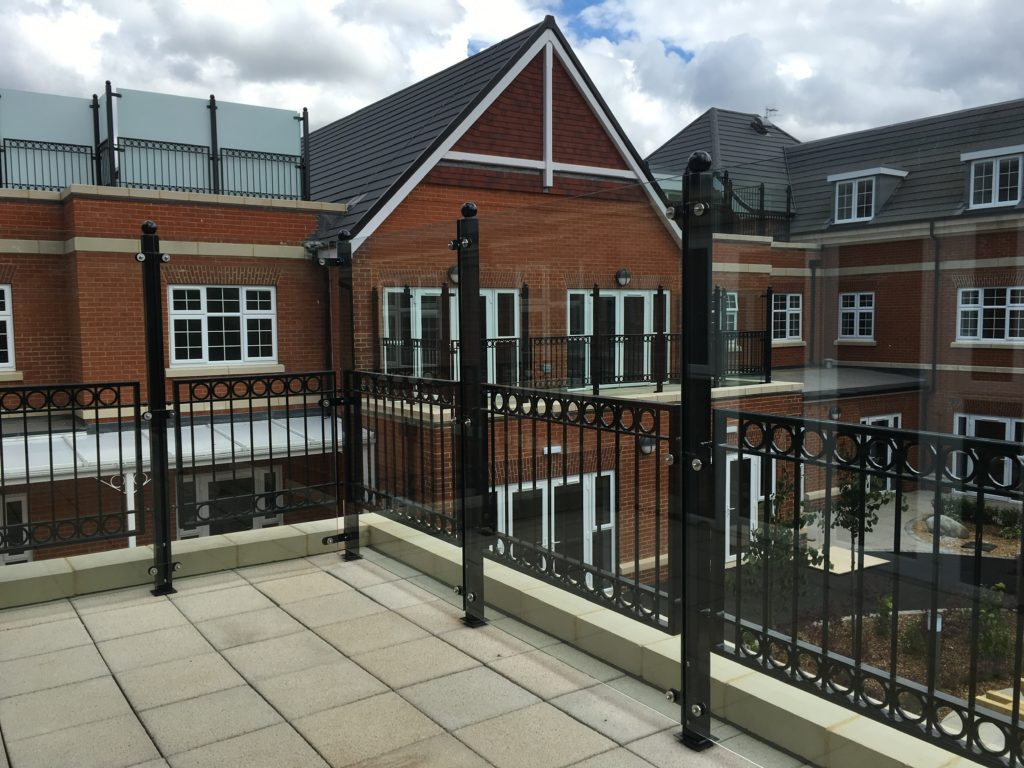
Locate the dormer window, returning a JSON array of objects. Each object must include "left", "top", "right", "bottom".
[
  {"left": 835, "top": 178, "right": 874, "bottom": 222},
  {"left": 826, "top": 167, "right": 907, "bottom": 224},
  {"left": 962, "top": 147, "right": 1023, "bottom": 209}
]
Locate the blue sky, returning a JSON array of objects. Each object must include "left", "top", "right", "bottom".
[{"left": 1, "top": 0, "right": 1022, "bottom": 155}]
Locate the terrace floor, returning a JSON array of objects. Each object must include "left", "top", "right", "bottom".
[{"left": 0, "top": 547, "right": 808, "bottom": 768}]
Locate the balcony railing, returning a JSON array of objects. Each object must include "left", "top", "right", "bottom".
[
  {"left": 379, "top": 328, "right": 771, "bottom": 391},
  {"left": 4, "top": 136, "right": 305, "bottom": 199}
]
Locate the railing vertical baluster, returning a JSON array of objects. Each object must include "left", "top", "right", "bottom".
[
  {"left": 591, "top": 284, "right": 601, "bottom": 396},
  {"left": 764, "top": 287, "right": 774, "bottom": 384}
]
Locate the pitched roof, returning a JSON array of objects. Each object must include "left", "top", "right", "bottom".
[
  {"left": 309, "top": 17, "right": 669, "bottom": 242},
  {"left": 785, "top": 98, "right": 1024, "bottom": 235},
  {"left": 308, "top": 22, "right": 543, "bottom": 236},
  {"left": 646, "top": 108, "right": 800, "bottom": 189}
]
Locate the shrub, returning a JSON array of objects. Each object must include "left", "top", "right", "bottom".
[{"left": 873, "top": 593, "right": 894, "bottom": 638}]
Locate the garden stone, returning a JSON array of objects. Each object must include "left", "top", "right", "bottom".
[{"left": 925, "top": 515, "right": 969, "bottom": 539}]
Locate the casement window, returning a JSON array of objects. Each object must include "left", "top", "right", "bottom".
[
  {"left": 1, "top": 493, "right": 31, "bottom": 565},
  {"left": 566, "top": 289, "right": 669, "bottom": 386},
  {"left": 957, "top": 287, "right": 1024, "bottom": 342},
  {"left": 0, "top": 285, "right": 14, "bottom": 370},
  {"left": 496, "top": 472, "right": 615, "bottom": 578},
  {"left": 382, "top": 287, "right": 518, "bottom": 383},
  {"left": 177, "top": 467, "right": 283, "bottom": 539},
  {"left": 724, "top": 292, "right": 739, "bottom": 332},
  {"left": 953, "top": 414, "right": 1023, "bottom": 490},
  {"left": 772, "top": 293, "right": 802, "bottom": 340},
  {"left": 970, "top": 155, "right": 1022, "bottom": 209},
  {"left": 835, "top": 178, "right": 874, "bottom": 222},
  {"left": 839, "top": 292, "right": 875, "bottom": 339},
  {"left": 169, "top": 286, "right": 277, "bottom": 365}
]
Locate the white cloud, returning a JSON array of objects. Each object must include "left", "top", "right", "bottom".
[{"left": 0, "top": 0, "right": 1021, "bottom": 154}]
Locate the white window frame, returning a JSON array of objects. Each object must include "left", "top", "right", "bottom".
[
  {"left": 495, "top": 471, "right": 615, "bottom": 574},
  {"left": 566, "top": 289, "right": 670, "bottom": 387},
  {"left": 957, "top": 286, "right": 1024, "bottom": 342},
  {"left": 860, "top": 413, "right": 902, "bottom": 490},
  {"left": 724, "top": 291, "right": 739, "bottom": 332},
  {"left": 0, "top": 284, "right": 14, "bottom": 370},
  {"left": 772, "top": 293, "right": 802, "bottom": 341},
  {"left": 968, "top": 154, "right": 1022, "bottom": 209},
  {"left": 839, "top": 292, "right": 875, "bottom": 340},
  {"left": 952, "top": 414, "right": 1024, "bottom": 490},
  {"left": 177, "top": 466, "right": 283, "bottom": 539},
  {"left": 834, "top": 178, "right": 874, "bottom": 223},
  {"left": 382, "top": 287, "right": 519, "bottom": 382},
  {"left": 168, "top": 285, "right": 278, "bottom": 366},
  {"left": 1, "top": 492, "right": 31, "bottom": 565}
]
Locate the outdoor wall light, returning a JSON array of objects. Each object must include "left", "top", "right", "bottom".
[
  {"left": 447, "top": 264, "right": 459, "bottom": 284},
  {"left": 829, "top": 404, "right": 842, "bottom": 420},
  {"left": 638, "top": 436, "right": 657, "bottom": 456},
  {"left": 615, "top": 268, "right": 632, "bottom": 287}
]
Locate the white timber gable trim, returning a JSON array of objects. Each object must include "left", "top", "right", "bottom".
[{"left": 352, "top": 28, "right": 675, "bottom": 252}]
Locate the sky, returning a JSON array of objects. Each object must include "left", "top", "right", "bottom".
[{"left": 1, "top": 0, "right": 1022, "bottom": 156}]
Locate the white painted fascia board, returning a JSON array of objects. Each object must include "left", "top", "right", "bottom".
[
  {"left": 960, "top": 144, "right": 1024, "bottom": 162},
  {"left": 443, "top": 151, "right": 637, "bottom": 180},
  {"left": 826, "top": 167, "right": 909, "bottom": 183},
  {"left": 351, "top": 34, "right": 552, "bottom": 251}
]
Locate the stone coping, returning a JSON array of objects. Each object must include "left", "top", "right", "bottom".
[{"left": 0, "top": 514, "right": 976, "bottom": 768}]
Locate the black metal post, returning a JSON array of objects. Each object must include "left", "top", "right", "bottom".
[
  {"left": 441, "top": 283, "right": 452, "bottom": 380},
  {"left": 678, "top": 152, "right": 716, "bottom": 751},
  {"left": 453, "top": 202, "right": 489, "bottom": 626},
  {"left": 654, "top": 285, "right": 666, "bottom": 393},
  {"left": 104, "top": 81, "right": 118, "bottom": 187},
  {"left": 764, "top": 286, "right": 774, "bottom": 383},
  {"left": 208, "top": 95, "right": 220, "bottom": 195},
  {"left": 520, "top": 283, "right": 530, "bottom": 386},
  {"left": 591, "top": 284, "right": 601, "bottom": 396},
  {"left": 301, "top": 108, "right": 311, "bottom": 201},
  {"left": 138, "top": 221, "right": 176, "bottom": 595},
  {"left": 90, "top": 94, "right": 102, "bottom": 185},
  {"left": 712, "top": 285, "right": 723, "bottom": 387},
  {"left": 337, "top": 236, "right": 360, "bottom": 560}
]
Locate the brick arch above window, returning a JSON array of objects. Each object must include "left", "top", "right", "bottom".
[{"left": 163, "top": 266, "right": 281, "bottom": 286}]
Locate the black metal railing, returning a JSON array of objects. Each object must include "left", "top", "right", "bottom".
[
  {"left": 0, "top": 382, "right": 143, "bottom": 558},
  {"left": 484, "top": 385, "right": 681, "bottom": 631},
  {"left": 1, "top": 138, "right": 95, "bottom": 190},
  {"left": 3, "top": 137, "right": 303, "bottom": 199},
  {"left": 343, "top": 370, "right": 461, "bottom": 540},
  {"left": 172, "top": 372, "right": 339, "bottom": 536},
  {"left": 714, "top": 410, "right": 1024, "bottom": 766},
  {"left": 715, "top": 330, "right": 770, "bottom": 384}
]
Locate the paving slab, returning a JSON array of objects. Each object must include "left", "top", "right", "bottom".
[
  {"left": 97, "top": 624, "right": 214, "bottom": 674},
  {"left": 116, "top": 652, "right": 246, "bottom": 710},
  {"left": 489, "top": 649, "right": 602, "bottom": 700},
  {"left": 71, "top": 585, "right": 155, "bottom": 615},
  {"left": 0, "top": 676, "right": 132, "bottom": 741},
  {"left": 0, "top": 599, "right": 75, "bottom": 630},
  {"left": 551, "top": 684, "right": 679, "bottom": 744},
  {"left": 164, "top": 570, "right": 247, "bottom": 595},
  {"left": 294, "top": 691, "right": 443, "bottom": 767},
  {"left": 252, "top": 658, "right": 389, "bottom": 720},
  {"left": 455, "top": 701, "right": 615, "bottom": 768},
  {"left": 488, "top": 615, "right": 563, "bottom": 649},
  {"left": 252, "top": 570, "right": 352, "bottom": 604},
  {"left": 440, "top": 623, "right": 536, "bottom": 663},
  {"left": 360, "top": 579, "right": 439, "bottom": 609},
  {"left": 167, "top": 722, "right": 329, "bottom": 768},
  {"left": 395, "top": 597, "right": 467, "bottom": 633},
  {"left": 281, "top": 590, "right": 388, "bottom": 628},
  {"left": 626, "top": 727, "right": 762, "bottom": 768},
  {"left": 0, "top": 616, "right": 92, "bottom": 662},
  {"left": 171, "top": 584, "right": 275, "bottom": 623},
  {"left": 349, "top": 733, "right": 492, "bottom": 768},
  {"left": 352, "top": 635, "right": 479, "bottom": 689},
  {"left": 236, "top": 558, "right": 321, "bottom": 583},
  {"left": 5, "top": 712, "right": 159, "bottom": 768},
  {"left": 399, "top": 666, "right": 540, "bottom": 730},
  {"left": 567, "top": 748, "right": 657, "bottom": 768},
  {"left": 79, "top": 599, "right": 188, "bottom": 641},
  {"left": 195, "top": 606, "right": 304, "bottom": 649},
  {"left": 0, "top": 644, "right": 109, "bottom": 699},
  {"left": 541, "top": 643, "right": 625, "bottom": 683},
  {"left": 324, "top": 558, "right": 402, "bottom": 589},
  {"left": 316, "top": 610, "right": 428, "bottom": 656},
  {"left": 223, "top": 630, "right": 341, "bottom": 682},
  {"left": 140, "top": 685, "right": 282, "bottom": 756}
]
